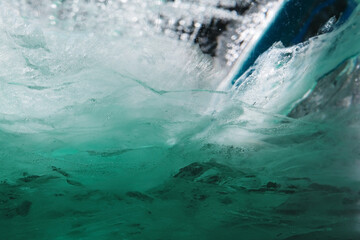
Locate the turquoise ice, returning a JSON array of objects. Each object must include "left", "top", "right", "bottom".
[{"left": 1, "top": 1, "right": 360, "bottom": 239}]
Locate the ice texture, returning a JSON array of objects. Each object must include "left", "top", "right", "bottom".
[{"left": 1, "top": 1, "right": 360, "bottom": 240}]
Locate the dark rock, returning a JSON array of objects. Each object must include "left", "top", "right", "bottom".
[
  {"left": 126, "top": 191, "right": 153, "bottom": 203},
  {"left": 267, "top": 182, "right": 280, "bottom": 189},
  {"left": 174, "top": 161, "right": 237, "bottom": 183},
  {"left": 52, "top": 166, "right": 70, "bottom": 177},
  {"left": 18, "top": 174, "right": 59, "bottom": 184},
  {"left": 248, "top": 182, "right": 282, "bottom": 193},
  {"left": 174, "top": 162, "right": 206, "bottom": 179},
  {"left": 200, "top": 175, "right": 221, "bottom": 184},
  {"left": 18, "top": 175, "right": 40, "bottom": 183},
  {"left": 16, "top": 200, "right": 32, "bottom": 216},
  {"left": 66, "top": 179, "right": 83, "bottom": 187},
  {"left": 245, "top": 175, "right": 256, "bottom": 178},
  {"left": 279, "top": 190, "right": 296, "bottom": 194},
  {"left": 286, "top": 177, "right": 311, "bottom": 182}
]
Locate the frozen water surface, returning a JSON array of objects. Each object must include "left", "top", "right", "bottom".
[{"left": 1, "top": 0, "right": 360, "bottom": 239}]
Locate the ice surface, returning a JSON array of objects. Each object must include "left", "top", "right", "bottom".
[{"left": 1, "top": 1, "right": 360, "bottom": 240}]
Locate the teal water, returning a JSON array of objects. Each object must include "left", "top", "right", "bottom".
[{"left": 1, "top": 1, "right": 360, "bottom": 239}]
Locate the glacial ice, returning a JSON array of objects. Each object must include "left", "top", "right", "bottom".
[{"left": 1, "top": 1, "right": 360, "bottom": 240}]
